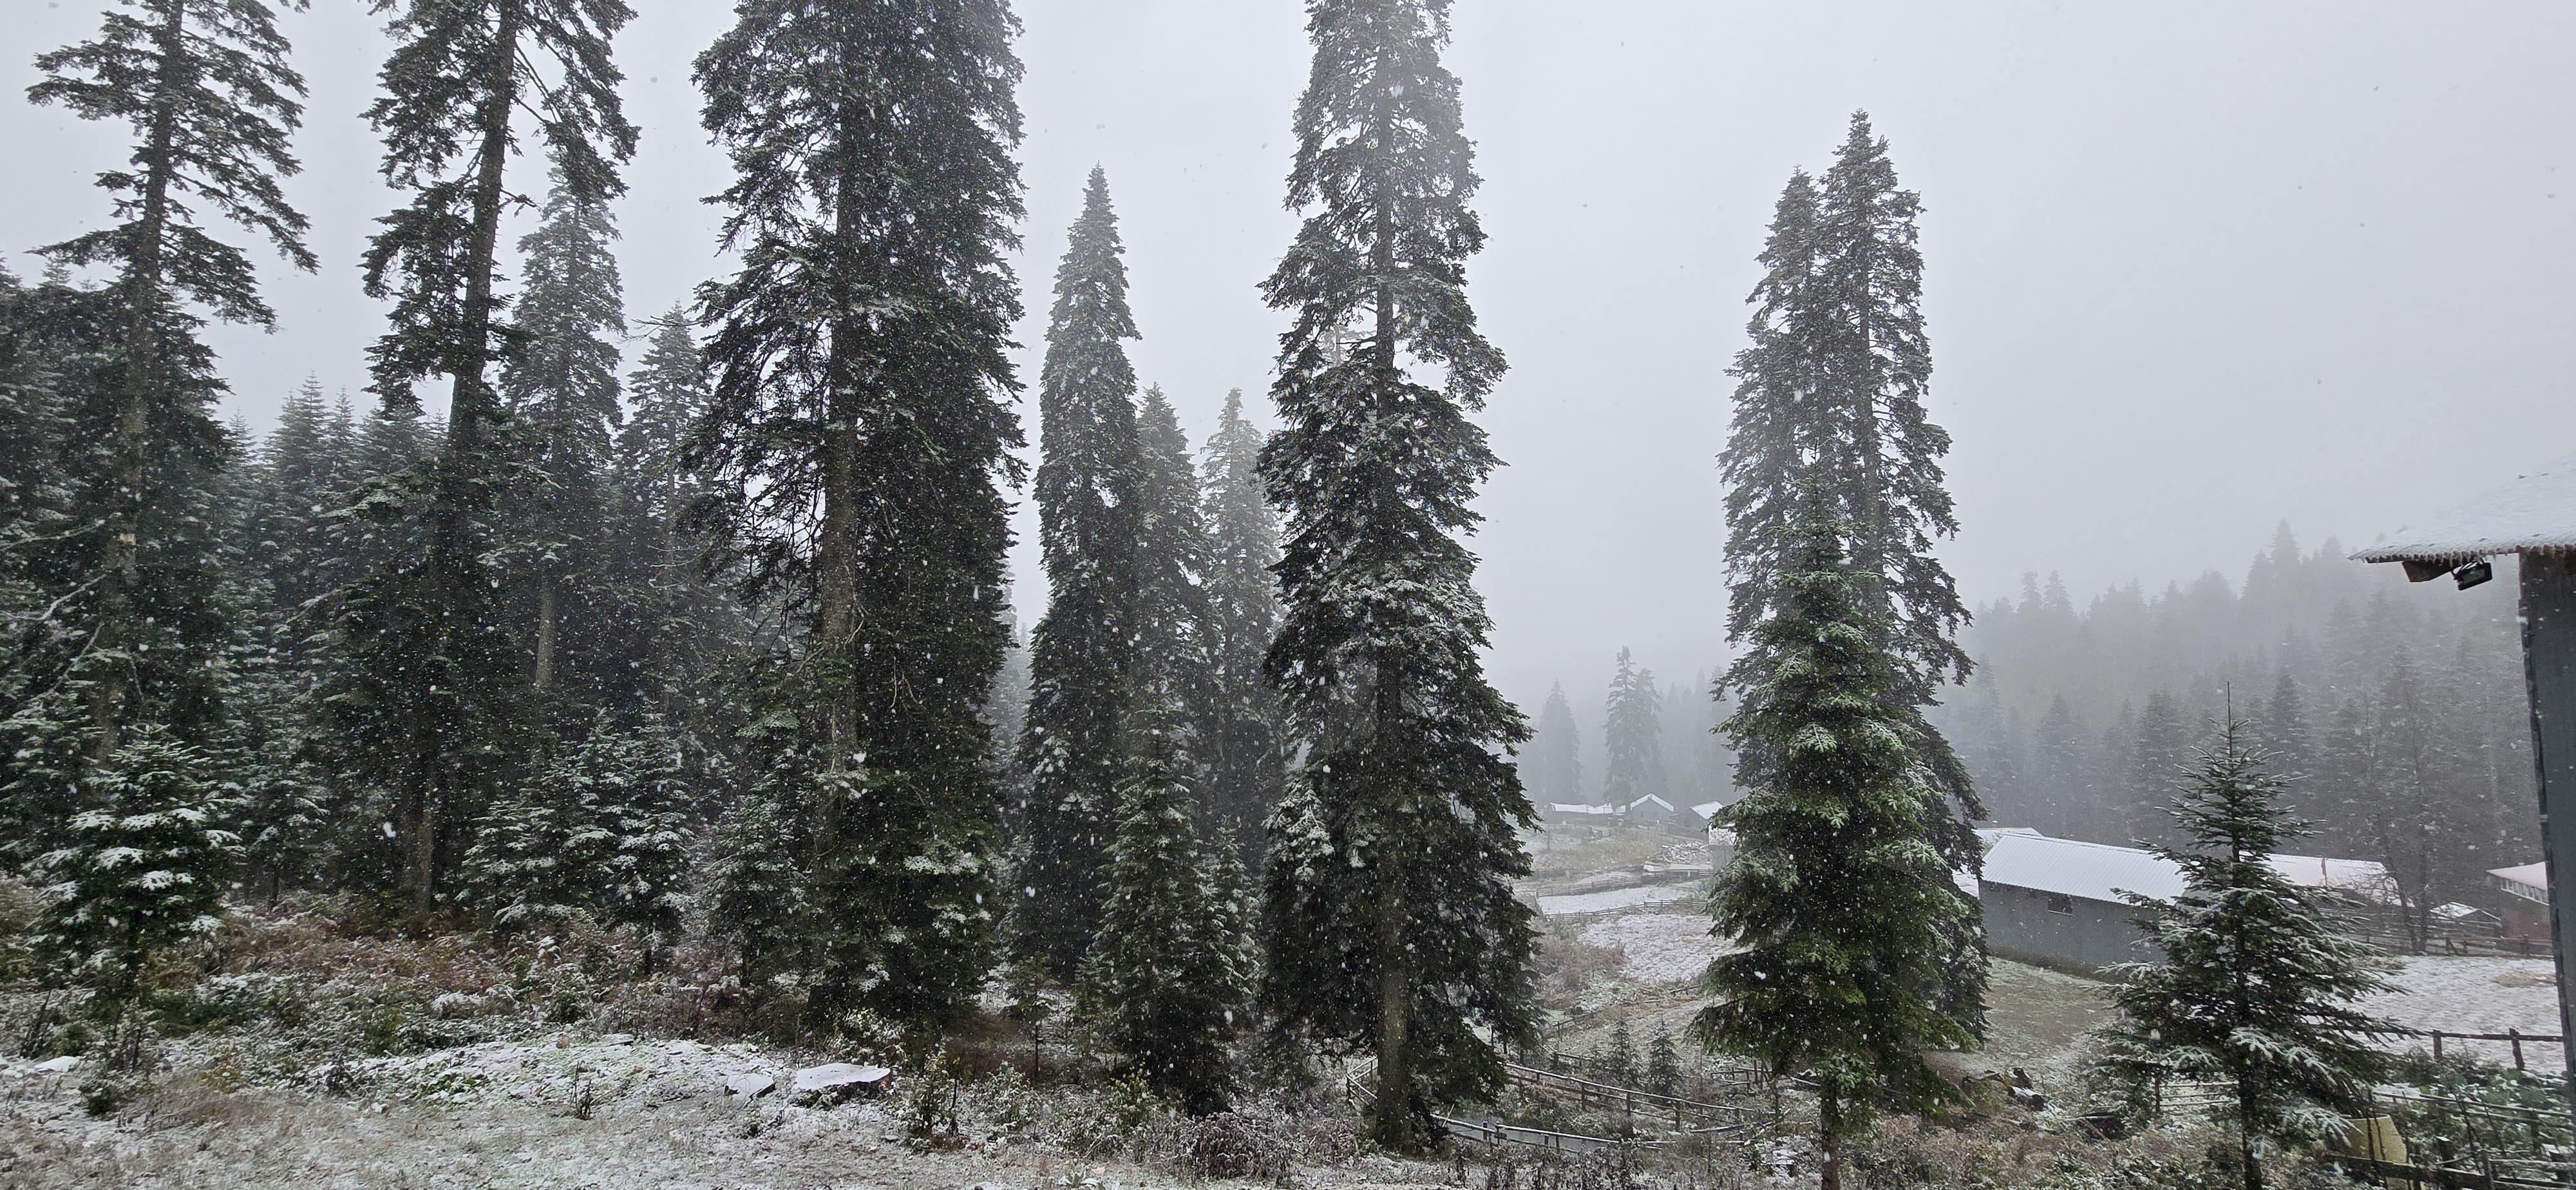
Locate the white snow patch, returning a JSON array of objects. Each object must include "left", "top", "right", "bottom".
[
  {"left": 1540, "top": 883, "right": 1692, "bottom": 918},
  {"left": 1578, "top": 912, "right": 1732, "bottom": 985},
  {"left": 2362, "top": 956, "right": 2567, "bottom": 1065}
]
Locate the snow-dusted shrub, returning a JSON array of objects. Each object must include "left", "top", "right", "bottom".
[{"left": 0, "top": 873, "right": 37, "bottom": 979}]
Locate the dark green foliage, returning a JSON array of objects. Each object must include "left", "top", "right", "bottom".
[
  {"left": 346, "top": 0, "right": 636, "bottom": 913},
  {"left": 1013, "top": 169, "right": 1144, "bottom": 977},
  {"left": 499, "top": 169, "right": 628, "bottom": 715},
  {"left": 691, "top": 0, "right": 1023, "bottom": 1033},
  {"left": 1255, "top": 0, "right": 1537, "bottom": 1150},
  {"left": 1645, "top": 1030, "right": 1681, "bottom": 1096},
  {"left": 2130, "top": 692, "right": 2189, "bottom": 844},
  {"left": 19, "top": 0, "right": 312, "bottom": 840},
  {"left": 699, "top": 782, "right": 800, "bottom": 985},
  {"left": 30, "top": 728, "right": 238, "bottom": 1005},
  {"left": 1698, "top": 504, "right": 1979, "bottom": 1187},
  {"left": 1132, "top": 383, "right": 1219, "bottom": 752},
  {"left": 1525, "top": 682, "right": 1582, "bottom": 806},
  {"left": 1079, "top": 706, "right": 1251, "bottom": 1115},
  {"left": 2090, "top": 718, "right": 2394, "bottom": 1190},
  {"left": 1197, "top": 390, "right": 1285, "bottom": 852},
  {"left": 1718, "top": 118, "right": 1986, "bottom": 1046},
  {"left": 1602, "top": 649, "right": 1665, "bottom": 807}
]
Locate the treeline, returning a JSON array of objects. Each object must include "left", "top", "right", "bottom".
[
  {"left": 1940, "top": 525, "right": 2536, "bottom": 943},
  {"left": 3, "top": 0, "right": 1540, "bottom": 1142}
]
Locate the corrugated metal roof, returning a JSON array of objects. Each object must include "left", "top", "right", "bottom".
[
  {"left": 2353, "top": 454, "right": 2576, "bottom": 566},
  {"left": 1978, "top": 832, "right": 2389, "bottom": 904},
  {"left": 2490, "top": 862, "right": 2548, "bottom": 891},
  {"left": 1980, "top": 831, "right": 2185, "bottom": 903}
]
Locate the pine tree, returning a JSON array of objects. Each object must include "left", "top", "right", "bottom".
[
  {"left": 693, "top": 0, "right": 1023, "bottom": 1032},
  {"left": 2089, "top": 717, "right": 2393, "bottom": 1190},
  {"left": 1255, "top": 0, "right": 1537, "bottom": 1149},
  {"left": 700, "top": 786, "right": 800, "bottom": 983},
  {"left": 1011, "top": 168, "right": 1145, "bottom": 977},
  {"left": 30, "top": 728, "right": 237, "bottom": 1007},
  {"left": 1198, "top": 389, "right": 1285, "bottom": 852},
  {"left": 457, "top": 741, "right": 612, "bottom": 932},
  {"left": 1717, "top": 117, "right": 1985, "bottom": 1029},
  {"left": 27, "top": 0, "right": 315, "bottom": 766},
  {"left": 1526, "top": 683, "right": 1583, "bottom": 807},
  {"left": 1077, "top": 702, "right": 1250, "bottom": 1115},
  {"left": 1132, "top": 383, "right": 1219, "bottom": 770},
  {"left": 1602, "top": 1015, "right": 1638, "bottom": 1084},
  {"left": 591, "top": 715, "right": 692, "bottom": 966},
  {"left": 346, "top": 0, "right": 636, "bottom": 914},
  {"left": 499, "top": 167, "right": 627, "bottom": 710},
  {"left": 1602, "top": 648, "right": 1667, "bottom": 808},
  {"left": 2257, "top": 669, "right": 2313, "bottom": 782},
  {"left": 1645, "top": 1030, "right": 1681, "bottom": 1096},
  {"left": 2130, "top": 691, "right": 2190, "bottom": 844},
  {"left": 1698, "top": 502, "right": 1979, "bottom": 1190}
]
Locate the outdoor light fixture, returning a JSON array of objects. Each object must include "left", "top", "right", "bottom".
[{"left": 2455, "top": 561, "right": 2495, "bottom": 590}]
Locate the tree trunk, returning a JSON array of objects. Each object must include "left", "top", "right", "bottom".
[
  {"left": 2237, "top": 1082, "right": 2263, "bottom": 1190},
  {"left": 407, "top": 0, "right": 521, "bottom": 915},
  {"left": 90, "top": 0, "right": 189, "bottom": 766},
  {"left": 1370, "top": 873, "right": 1414, "bottom": 1150},
  {"left": 533, "top": 571, "right": 557, "bottom": 690},
  {"left": 1817, "top": 1101, "right": 1841, "bottom": 1190}
]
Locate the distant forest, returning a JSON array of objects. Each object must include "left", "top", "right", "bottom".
[
  {"left": 1530, "top": 524, "right": 2537, "bottom": 943},
  {"left": 1938, "top": 525, "right": 2536, "bottom": 939}
]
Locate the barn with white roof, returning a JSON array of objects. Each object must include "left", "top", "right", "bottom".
[{"left": 1974, "top": 828, "right": 2392, "bottom": 973}]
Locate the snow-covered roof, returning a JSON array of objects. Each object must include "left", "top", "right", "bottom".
[
  {"left": 2353, "top": 455, "right": 2576, "bottom": 567},
  {"left": 1550, "top": 802, "right": 1617, "bottom": 817},
  {"left": 2267, "top": 852, "right": 2393, "bottom": 895},
  {"left": 1692, "top": 800, "right": 1726, "bottom": 819},
  {"left": 1627, "top": 795, "right": 1674, "bottom": 812},
  {"left": 2490, "top": 862, "right": 2548, "bottom": 892},
  {"left": 1980, "top": 832, "right": 2184, "bottom": 903}
]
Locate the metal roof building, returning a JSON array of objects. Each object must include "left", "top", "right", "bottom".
[
  {"left": 1973, "top": 829, "right": 2391, "bottom": 973},
  {"left": 2355, "top": 453, "right": 2576, "bottom": 1102}
]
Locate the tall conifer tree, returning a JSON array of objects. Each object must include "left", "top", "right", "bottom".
[
  {"left": 24, "top": 0, "right": 314, "bottom": 771},
  {"left": 1012, "top": 169, "right": 1145, "bottom": 976},
  {"left": 1698, "top": 499, "right": 1978, "bottom": 1190},
  {"left": 1199, "top": 389, "right": 1285, "bottom": 850},
  {"left": 692, "top": 0, "right": 1025, "bottom": 1031},
  {"left": 2090, "top": 718, "right": 2392, "bottom": 1190},
  {"left": 1256, "top": 0, "right": 1537, "bottom": 1149},
  {"left": 344, "top": 0, "right": 636, "bottom": 912},
  {"left": 1526, "top": 683, "right": 1582, "bottom": 807},
  {"left": 1602, "top": 648, "right": 1666, "bottom": 806},
  {"left": 1719, "top": 115, "right": 1985, "bottom": 1023},
  {"left": 500, "top": 169, "right": 627, "bottom": 709}
]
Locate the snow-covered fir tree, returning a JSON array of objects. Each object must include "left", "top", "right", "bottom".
[
  {"left": 342, "top": 0, "right": 635, "bottom": 913},
  {"left": 692, "top": 0, "right": 1023, "bottom": 1031},
  {"left": 1077, "top": 700, "right": 1251, "bottom": 1115},
  {"left": 1197, "top": 389, "right": 1285, "bottom": 853},
  {"left": 1601, "top": 649, "right": 1667, "bottom": 807},
  {"left": 1525, "top": 683, "right": 1583, "bottom": 807},
  {"left": 1012, "top": 168, "right": 1146, "bottom": 978},
  {"left": 699, "top": 787, "right": 800, "bottom": 984},
  {"left": 1698, "top": 498, "right": 1980, "bottom": 1190},
  {"left": 1132, "top": 383, "right": 1220, "bottom": 779},
  {"left": 31, "top": 729, "right": 238, "bottom": 1008},
  {"left": 1718, "top": 116, "right": 1986, "bottom": 1028},
  {"left": 499, "top": 167, "right": 627, "bottom": 711},
  {"left": 2089, "top": 717, "right": 2394, "bottom": 1190},
  {"left": 1255, "top": 0, "right": 1539, "bottom": 1149}
]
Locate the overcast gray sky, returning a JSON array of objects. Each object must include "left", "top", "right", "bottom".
[{"left": 8, "top": 1, "right": 2573, "bottom": 719}]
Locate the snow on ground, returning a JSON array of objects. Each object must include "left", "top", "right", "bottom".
[
  {"left": 1539, "top": 883, "right": 1692, "bottom": 918},
  {"left": 1577, "top": 912, "right": 1727, "bottom": 984},
  {"left": 2363, "top": 955, "right": 2566, "bottom": 1066}
]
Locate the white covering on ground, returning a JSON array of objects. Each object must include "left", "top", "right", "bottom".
[
  {"left": 1540, "top": 883, "right": 1692, "bottom": 918},
  {"left": 1578, "top": 912, "right": 1730, "bottom": 984},
  {"left": 2363, "top": 955, "right": 2566, "bottom": 1065}
]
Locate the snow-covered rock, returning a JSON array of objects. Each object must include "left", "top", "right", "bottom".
[
  {"left": 790, "top": 1062, "right": 891, "bottom": 1104},
  {"left": 724, "top": 1072, "right": 775, "bottom": 1100},
  {"left": 30, "top": 1056, "right": 78, "bottom": 1075}
]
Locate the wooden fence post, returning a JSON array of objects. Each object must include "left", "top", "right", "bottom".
[{"left": 2433, "top": 1032, "right": 2444, "bottom": 1062}]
